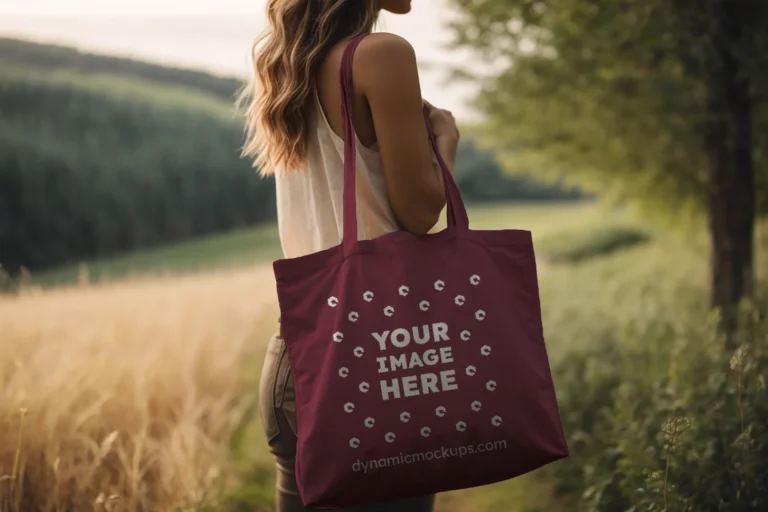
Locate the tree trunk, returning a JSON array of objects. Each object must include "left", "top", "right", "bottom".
[{"left": 706, "top": 0, "right": 755, "bottom": 338}]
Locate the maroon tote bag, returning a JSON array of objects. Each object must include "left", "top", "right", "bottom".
[{"left": 273, "top": 35, "right": 568, "bottom": 509}]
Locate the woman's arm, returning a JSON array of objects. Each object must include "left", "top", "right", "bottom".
[{"left": 356, "top": 33, "right": 460, "bottom": 236}]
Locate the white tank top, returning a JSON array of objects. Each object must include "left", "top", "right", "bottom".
[{"left": 275, "top": 91, "right": 399, "bottom": 259}]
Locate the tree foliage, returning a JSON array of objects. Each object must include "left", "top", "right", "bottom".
[
  {"left": 455, "top": 138, "right": 583, "bottom": 202},
  {"left": 447, "top": 0, "right": 768, "bottom": 221}
]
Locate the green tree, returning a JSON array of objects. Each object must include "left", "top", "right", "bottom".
[
  {"left": 454, "top": 139, "right": 583, "bottom": 202},
  {"left": 448, "top": 0, "right": 768, "bottom": 332}
]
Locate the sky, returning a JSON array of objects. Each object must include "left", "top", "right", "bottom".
[{"left": 0, "top": 0, "right": 481, "bottom": 121}]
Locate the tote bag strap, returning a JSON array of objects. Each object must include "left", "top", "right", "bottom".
[{"left": 339, "top": 34, "right": 469, "bottom": 255}]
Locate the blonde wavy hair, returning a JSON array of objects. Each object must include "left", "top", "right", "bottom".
[{"left": 239, "top": 0, "right": 379, "bottom": 175}]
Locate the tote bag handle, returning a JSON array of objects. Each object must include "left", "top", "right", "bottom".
[{"left": 340, "top": 34, "right": 469, "bottom": 255}]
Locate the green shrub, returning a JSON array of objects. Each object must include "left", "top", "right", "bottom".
[
  {"left": 539, "top": 224, "right": 652, "bottom": 263},
  {"left": 553, "top": 289, "right": 768, "bottom": 511},
  {"left": 0, "top": 264, "right": 15, "bottom": 294}
]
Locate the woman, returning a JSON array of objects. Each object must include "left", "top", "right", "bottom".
[{"left": 240, "top": 1, "right": 460, "bottom": 510}]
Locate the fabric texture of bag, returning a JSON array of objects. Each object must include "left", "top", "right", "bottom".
[{"left": 273, "top": 35, "right": 569, "bottom": 509}]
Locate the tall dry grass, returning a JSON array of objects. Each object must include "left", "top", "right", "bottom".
[{"left": 0, "top": 266, "right": 278, "bottom": 512}]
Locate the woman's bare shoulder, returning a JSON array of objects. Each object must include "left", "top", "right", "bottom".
[
  {"left": 359, "top": 32, "right": 414, "bottom": 53},
  {"left": 355, "top": 32, "right": 419, "bottom": 94}
]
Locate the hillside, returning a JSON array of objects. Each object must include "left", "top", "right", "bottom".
[
  {"left": 0, "top": 38, "right": 580, "bottom": 275},
  {"left": 0, "top": 37, "right": 242, "bottom": 101},
  {"left": 0, "top": 42, "right": 273, "bottom": 273}
]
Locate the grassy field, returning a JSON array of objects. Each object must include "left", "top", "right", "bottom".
[
  {"left": 0, "top": 201, "right": 711, "bottom": 512},
  {"left": 30, "top": 201, "right": 631, "bottom": 287},
  {"left": 31, "top": 225, "right": 282, "bottom": 288}
]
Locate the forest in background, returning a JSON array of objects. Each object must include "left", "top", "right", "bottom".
[{"left": 0, "top": 38, "right": 580, "bottom": 274}]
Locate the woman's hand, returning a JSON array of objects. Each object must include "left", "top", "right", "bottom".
[
  {"left": 423, "top": 99, "right": 459, "bottom": 177},
  {"left": 423, "top": 99, "right": 460, "bottom": 142}
]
